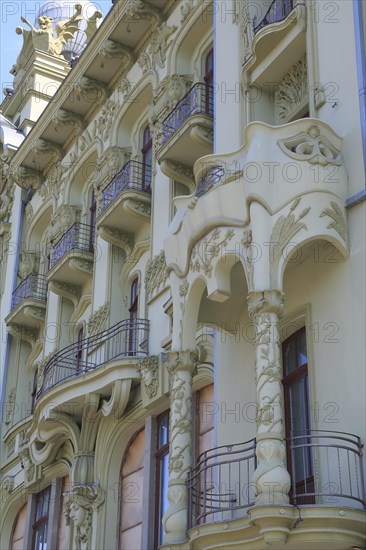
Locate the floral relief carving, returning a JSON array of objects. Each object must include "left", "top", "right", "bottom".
[
  {"left": 190, "top": 228, "right": 235, "bottom": 277},
  {"left": 270, "top": 198, "right": 310, "bottom": 287},
  {"left": 276, "top": 57, "right": 308, "bottom": 121},
  {"left": 137, "top": 355, "right": 159, "bottom": 398},
  {"left": 278, "top": 125, "right": 342, "bottom": 166},
  {"left": 88, "top": 302, "right": 110, "bottom": 336},
  {"left": 6, "top": 437, "right": 15, "bottom": 457},
  {"left": 145, "top": 250, "right": 168, "bottom": 300},
  {"left": 4, "top": 388, "right": 16, "bottom": 425},
  {"left": 0, "top": 156, "right": 14, "bottom": 223},
  {"left": 241, "top": 230, "right": 254, "bottom": 291},
  {"left": 20, "top": 445, "right": 36, "bottom": 483},
  {"left": 320, "top": 201, "right": 348, "bottom": 245},
  {"left": 96, "top": 100, "right": 119, "bottom": 142}
]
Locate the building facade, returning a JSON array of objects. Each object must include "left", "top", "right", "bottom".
[{"left": 0, "top": 0, "right": 365, "bottom": 548}]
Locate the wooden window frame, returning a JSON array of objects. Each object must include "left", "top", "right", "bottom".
[
  {"left": 141, "top": 125, "right": 152, "bottom": 191},
  {"left": 32, "top": 486, "right": 51, "bottom": 550}
]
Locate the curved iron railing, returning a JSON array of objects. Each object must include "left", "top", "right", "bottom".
[
  {"left": 161, "top": 82, "right": 214, "bottom": 147},
  {"left": 287, "top": 430, "right": 366, "bottom": 508},
  {"left": 49, "top": 222, "right": 94, "bottom": 270},
  {"left": 187, "top": 439, "right": 257, "bottom": 528},
  {"left": 37, "top": 318, "right": 149, "bottom": 397},
  {"left": 253, "top": 0, "right": 294, "bottom": 35},
  {"left": 11, "top": 273, "right": 47, "bottom": 310},
  {"left": 99, "top": 160, "right": 152, "bottom": 215},
  {"left": 196, "top": 166, "right": 225, "bottom": 197}
]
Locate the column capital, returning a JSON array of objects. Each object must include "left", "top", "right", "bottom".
[
  {"left": 165, "top": 348, "right": 200, "bottom": 375},
  {"left": 247, "top": 290, "right": 285, "bottom": 318}
]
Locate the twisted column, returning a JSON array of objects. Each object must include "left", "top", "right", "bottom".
[
  {"left": 162, "top": 349, "right": 199, "bottom": 543},
  {"left": 248, "top": 290, "right": 291, "bottom": 504}
]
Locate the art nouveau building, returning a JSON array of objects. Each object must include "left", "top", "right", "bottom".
[{"left": 0, "top": 0, "right": 365, "bottom": 548}]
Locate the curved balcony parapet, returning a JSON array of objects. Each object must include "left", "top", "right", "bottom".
[
  {"left": 37, "top": 318, "right": 149, "bottom": 398},
  {"left": 11, "top": 273, "right": 47, "bottom": 310},
  {"left": 187, "top": 438, "right": 257, "bottom": 528},
  {"left": 165, "top": 120, "right": 349, "bottom": 287},
  {"left": 99, "top": 160, "right": 152, "bottom": 216},
  {"left": 49, "top": 222, "right": 94, "bottom": 271},
  {"left": 286, "top": 429, "right": 366, "bottom": 509}
]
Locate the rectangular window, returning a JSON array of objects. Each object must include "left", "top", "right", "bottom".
[{"left": 32, "top": 487, "right": 51, "bottom": 550}]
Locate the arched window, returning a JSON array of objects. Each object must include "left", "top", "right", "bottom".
[
  {"left": 282, "top": 327, "right": 314, "bottom": 503},
  {"left": 141, "top": 125, "right": 152, "bottom": 190},
  {"left": 11, "top": 504, "right": 28, "bottom": 549},
  {"left": 204, "top": 48, "right": 214, "bottom": 116},
  {"left": 119, "top": 429, "right": 145, "bottom": 549}
]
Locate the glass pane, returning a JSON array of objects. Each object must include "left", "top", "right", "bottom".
[
  {"left": 284, "top": 339, "right": 297, "bottom": 375},
  {"left": 298, "top": 330, "right": 307, "bottom": 367},
  {"left": 289, "top": 379, "right": 311, "bottom": 481},
  {"left": 158, "top": 414, "right": 169, "bottom": 448},
  {"left": 120, "top": 524, "right": 142, "bottom": 550},
  {"left": 158, "top": 452, "right": 169, "bottom": 546}
]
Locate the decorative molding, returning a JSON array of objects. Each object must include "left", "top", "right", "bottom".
[
  {"left": 18, "top": 251, "right": 37, "bottom": 279},
  {"left": 181, "top": 0, "right": 194, "bottom": 22},
  {"left": 320, "top": 201, "right": 348, "bottom": 244},
  {"left": 34, "top": 138, "right": 63, "bottom": 164},
  {"left": 101, "top": 379, "right": 132, "bottom": 419},
  {"left": 160, "top": 159, "right": 194, "bottom": 187},
  {"left": 145, "top": 250, "right": 168, "bottom": 300},
  {"left": 54, "top": 108, "right": 85, "bottom": 134},
  {"left": 269, "top": 198, "right": 310, "bottom": 287},
  {"left": 241, "top": 230, "right": 254, "bottom": 291},
  {"left": 75, "top": 76, "right": 108, "bottom": 102},
  {"left": 100, "top": 39, "right": 133, "bottom": 62},
  {"left": 190, "top": 228, "right": 235, "bottom": 277},
  {"left": 69, "top": 257, "right": 94, "bottom": 275},
  {"left": 88, "top": 302, "right": 110, "bottom": 336},
  {"left": 276, "top": 57, "right": 308, "bottom": 121},
  {"left": 12, "top": 166, "right": 42, "bottom": 191},
  {"left": 96, "top": 99, "right": 119, "bottom": 142},
  {"left": 7, "top": 324, "right": 37, "bottom": 345},
  {"left": 149, "top": 22, "right": 177, "bottom": 69},
  {"left": 137, "top": 355, "right": 159, "bottom": 398},
  {"left": 48, "top": 281, "right": 81, "bottom": 308},
  {"left": 97, "top": 226, "right": 134, "bottom": 255},
  {"left": 278, "top": 125, "right": 342, "bottom": 166},
  {"left": 125, "top": 199, "right": 151, "bottom": 217},
  {"left": 4, "top": 388, "right": 16, "bottom": 424},
  {"left": 0, "top": 155, "right": 14, "bottom": 222},
  {"left": 118, "top": 77, "right": 132, "bottom": 99},
  {"left": 138, "top": 51, "right": 153, "bottom": 74}
]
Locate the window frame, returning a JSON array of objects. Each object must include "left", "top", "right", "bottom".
[
  {"left": 154, "top": 410, "right": 170, "bottom": 550},
  {"left": 31, "top": 486, "right": 51, "bottom": 550}
]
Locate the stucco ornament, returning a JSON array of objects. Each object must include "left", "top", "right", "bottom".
[
  {"left": 163, "top": 350, "right": 198, "bottom": 543},
  {"left": 149, "top": 22, "right": 177, "bottom": 69},
  {"left": 276, "top": 57, "right": 307, "bottom": 121},
  {"left": 190, "top": 228, "right": 235, "bottom": 277},
  {"left": 87, "top": 302, "right": 110, "bottom": 336},
  {"left": 278, "top": 125, "right": 342, "bottom": 165},
  {"left": 137, "top": 355, "right": 159, "bottom": 398},
  {"left": 17, "top": 5, "right": 83, "bottom": 58},
  {"left": 145, "top": 250, "right": 168, "bottom": 300},
  {"left": 96, "top": 100, "right": 119, "bottom": 142},
  {"left": 248, "top": 290, "right": 291, "bottom": 504},
  {"left": 0, "top": 156, "right": 14, "bottom": 223},
  {"left": 65, "top": 485, "right": 104, "bottom": 550},
  {"left": 20, "top": 445, "right": 36, "bottom": 482},
  {"left": 320, "top": 201, "right": 348, "bottom": 245}
]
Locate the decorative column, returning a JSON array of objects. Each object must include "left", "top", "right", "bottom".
[
  {"left": 247, "top": 290, "right": 291, "bottom": 504},
  {"left": 162, "top": 349, "right": 199, "bottom": 543}
]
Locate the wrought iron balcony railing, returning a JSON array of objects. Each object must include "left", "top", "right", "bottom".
[
  {"left": 287, "top": 430, "right": 366, "bottom": 508},
  {"left": 11, "top": 273, "right": 47, "bottom": 310},
  {"left": 187, "top": 439, "right": 257, "bottom": 528},
  {"left": 161, "top": 82, "right": 214, "bottom": 147},
  {"left": 253, "top": 0, "right": 294, "bottom": 35},
  {"left": 49, "top": 222, "right": 94, "bottom": 270},
  {"left": 196, "top": 166, "right": 225, "bottom": 197},
  {"left": 99, "top": 160, "right": 152, "bottom": 215},
  {"left": 37, "top": 318, "right": 149, "bottom": 397}
]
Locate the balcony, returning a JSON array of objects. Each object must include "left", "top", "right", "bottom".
[
  {"left": 37, "top": 318, "right": 149, "bottom": 398},
  {"left": 157, "top": 83, "right": 214, "bottom": 178},
  {"left": 188, "top": 431, "right": 365, "bottom": 531},
  {"left": 253, "top": 0, "right": 294, "bottom": 35},
  {"left": 48, "top": 222, "right": 94, "bottom": 284},
  {"left": 5, "top": 273, "right": 47, "bottom": 329},
  {"left": 287, "top": 430, "right": 366, "bottom": 509},
  {"left": 188, "top": 439, "right": 257, "bottom": 528},
  {"left": 97, "top": 160, "right": 152, "bottom": 235}
]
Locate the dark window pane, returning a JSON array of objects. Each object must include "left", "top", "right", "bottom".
[
  {"left": 158, "top": 452, "right": 169, "bottom": 546},
  {"left": 298, "top": 329, "right": 307, "bottom": 367},
  {"left": 284, "top": 339, "right": 297, "bottom": 375},
  {"left": 158, "top": 414, "right": 169, "bottom": 448}
]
